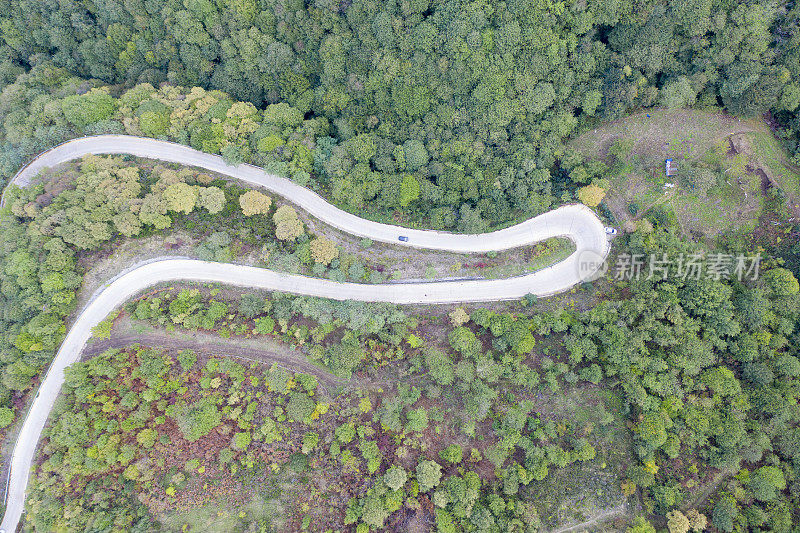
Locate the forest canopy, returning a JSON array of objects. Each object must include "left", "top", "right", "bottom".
[{"left": 1, "top": 0, "right": 800, "bottom": 230}]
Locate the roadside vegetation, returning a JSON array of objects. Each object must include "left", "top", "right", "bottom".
[
  {"left": 27, "top": 224, "right": 800, "bottom": 531},
  {"left": 0, "top": 153, "right": 567, "bottom": 448}
]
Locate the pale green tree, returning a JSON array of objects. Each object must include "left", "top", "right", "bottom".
[
  {"left": 163, "top": 183, "right": 198, "bottom": 213},
  {"left": 198, "top": 186, "right": 226, "bottom": 214}
]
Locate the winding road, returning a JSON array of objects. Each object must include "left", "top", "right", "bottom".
[{"left": 0, "top": 135, "right": 611, "bottom": 532}]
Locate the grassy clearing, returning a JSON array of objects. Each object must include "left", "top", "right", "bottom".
[
  {"left": 570, "top": 108, "right": 780, "bottom": 239},
  {"left": 523, "top": 387, "right": 633, "bottom": 530},
  {"left": 571, "top": 108, "right": 761, "bottom": 167},
  {"left": 157, "top": 485, "right": 288, "bottom": 532},
  {"left": 669, "top": 168, "right": 764, "bottom": 237}
]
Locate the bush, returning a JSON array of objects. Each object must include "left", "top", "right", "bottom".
[
  {"left": 686, "top": 510, "right": 707, "bottom": 532},
  {"left": 416, "top": 459, "right": 442, "bottom": 492},
  {"left": 286, "top": 393, "right": 315, "bottom": 422},
  {"left": 0, "top": 407, "right": 14, "bottom": 428},
  {"left": 197, "top": 186, "right": 226, "bottom": 214},
  {"left": 666, "top": 510, "right": 690, "bottom": 533},
  {"left": 435, "top": 509, "right": 457, "bottom": 533},
  {"left": 712, "top": 494, "right": 737, "bottom": 532},
  {"left": 169, "top": 398, "right": 222, "bottom": 442},
  {"left": 405, "top": 408, "right": 429, "bottom": 433},
  {"left": 163, "top": 183, "right": 198, "bottom": 214},
  {"left": 273, "top": 205, "right": 304, "bottom": 241},
  {"left": 239, "top": 190, "right": 272, "bottom": 216},
  {"left": 626, "top": 516, "right": 656, "bottom": 533},
  {"left": 763, "top": 268, "right": 800, "bottom": 297},
  {"left": 310, "top": 237, "right": 339, "bottom": 265},
  {"left": 439, "top": 444, "right": 463, "bottom": 464},
  {"left": 61, "top": 88, "right": 116, "bottom": 127},
  {"left": 749, "top": 465, "right": 786, "bottom": 501},
  {"left": 360, "top": 493, "right": 390, "bottom": 528},
  {"left": 238, "top": 294, "right": 268, "bottom": 318},
  {"left": 425, "top": 349, "right": 455, "bottom": 386},
  {"left": 579, "top": 363, "right": 603, "bottom": 384},
  {"left": 335, "top": 422, "right": 356, "bottom": 444},
  {"left": 577, "top": 184, "right": 606, "bottom": 207},
  {"left": 383, "top": 465, "right": 408, "bottom": 491},
  {"left": 448, "top": 327, "right": 480, "bottom": 357},
  {"left": 254, "top": 316, "right": 275, "bottom": 335},
  {"left": 136, "top": 428, "right": 157, "bottom": 448},
  {"left": 403, "top": 140, "right": 429, "bottom": 170},
  {"left": 177, "top": 350, "right": 197, "bottom": 372},
  {"left": 448, "top": 308, "right": 470, "bottom": 327},
  {"left": 302, "top": 432, "right": 319, "bottom": 454},
  {"left": 232, "top": 432, "right": 252, "bottom": 451},
  {"left": 288, "top": 452, "right": 308, "bottom": 473},
  {"left": 661, "top": 76, "right": 697, "bottom": 109}
]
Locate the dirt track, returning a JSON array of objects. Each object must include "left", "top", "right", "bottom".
[{"left": 84, "top": 332, "right": 344, "bottom": 387}]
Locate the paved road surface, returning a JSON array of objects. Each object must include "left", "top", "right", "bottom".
[
  {"left": 0, "top": 135, "right": 611, "bottom": 532},
  {"left": 6, "top": 135, "right": 608, "bottom": 254}
]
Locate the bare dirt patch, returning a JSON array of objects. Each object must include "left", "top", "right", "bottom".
[{"left": 549, "top": 503, "right": 628, "bottom": 533}]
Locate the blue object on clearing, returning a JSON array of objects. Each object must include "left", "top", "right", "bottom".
[
  {"left": 646, "top": 114, "right": 651, "bottom": 117},
  {"left": 665, "top": 158, "right": 677, "bottom": 177},
  {"left": 398, "top": 236, "right": 409, "bottom": 242}
]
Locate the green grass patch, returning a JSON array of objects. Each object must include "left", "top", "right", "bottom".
[
  {"left": 522, "top": 387, "right": 633, "bottom": 530},
  {"left": 570, "top": 109, "right": 775, "bottom": 238},
  {"left": 158, "top": 492, "right": 287, "bottom": 532}
]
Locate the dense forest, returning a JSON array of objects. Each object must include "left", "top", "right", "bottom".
[{"left": 2, "top": 0, "right": 800, "bottom": 230}]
